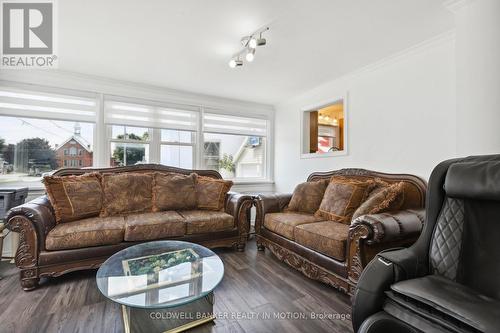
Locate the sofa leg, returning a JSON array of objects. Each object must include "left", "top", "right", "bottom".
[
  {"left": 236, "top": 242, "right": 246, "bottom": 252},
  {"left": 21, "top": 277, "right": 39, "bottom": 291}
]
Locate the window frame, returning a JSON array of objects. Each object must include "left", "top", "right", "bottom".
[
  {"left": 0, "top": 81, "right": 274, "bottom": 186},
  {"left": 107, "top": 125, "right": 152, "bottom": 166},
  {"left": 159, "top": 129, "right": 196, "bottom": 170}
]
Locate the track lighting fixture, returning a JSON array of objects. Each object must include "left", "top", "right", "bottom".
[{"left": 229, "top": 27, "right": 269, "bottom": 68}]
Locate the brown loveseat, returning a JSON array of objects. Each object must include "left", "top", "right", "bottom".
[
  {"left": 255, "top": 168, "right": 427, "bottom": 296},
  {"left": 6, "top": 164, "right": 253, "bottom": 291}
]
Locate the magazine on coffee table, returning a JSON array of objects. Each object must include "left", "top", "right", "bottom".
[{"left": 120, "top": 248, "right": 204, "bottom": 294}]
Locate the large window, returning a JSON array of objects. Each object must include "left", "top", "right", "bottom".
[
  {"left": 202, "top": 112, "right": 268, "bottom": 180},
  {"left": 0, "top": 83, "right": 273, "bottom": 186}
]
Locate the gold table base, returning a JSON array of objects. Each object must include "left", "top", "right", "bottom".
[{"left": 122, "top": 292, "right": 215, "bottom": 333}]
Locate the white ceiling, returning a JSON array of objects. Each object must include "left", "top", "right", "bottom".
[{"left": 57, "top": 0, "right": 454, "bottom": 105}]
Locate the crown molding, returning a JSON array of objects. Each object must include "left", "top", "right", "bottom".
[
  {"left": 348, "top": 30, "right": 455, "bottom": 78},
  {"left": 443, "top": 0, "right": 477, "bottom": 13},
  {"left": 278, "top": 30, "right": 456, "bottom": 106}
]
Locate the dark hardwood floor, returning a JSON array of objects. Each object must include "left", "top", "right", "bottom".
[{"left": 0, "top": 240, "right": 353, "bottom": 333}]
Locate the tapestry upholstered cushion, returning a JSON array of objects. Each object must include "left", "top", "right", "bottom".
[
  {"left": 180, "top": 210, "right": 234, "bottom": 234},
  {"left": 263, "top": 212, "right": 324, "bottom": 240},
  {"left": 294, "top": 221, "right": 350, "bottom": 261},
  {"left": 124, "top": 211, "right": 186, "bottom": 241},
  {"left": 153, "top": 172, "right": 197, "bottom": 212},
  {"left": 100, "top": 172, "right": 153, "bottom": 217},
  {"left": 196, "top": 176, "right": 233, "bottom": 211},
  {"left": 43, "top": 173, "right": 103, "bottom": 224},
  {"left": 352, "top": 181, "right": 406, "bottom": 220},
  {"left": 315, "top": 176, "right": 374, "bottom": 224},
  {"left": 286, "top": 179, "right": 329, "bottom": 214},
  {"left": 45, "top": 216, "right": 126, "bottom": 250}
]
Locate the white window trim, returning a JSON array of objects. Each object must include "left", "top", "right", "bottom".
[
  {"left": 159, "top": 129, "right": 196, "bottom": 169},
  {"left": 0, "top": 77, "right": 275, "bottom": 185}
]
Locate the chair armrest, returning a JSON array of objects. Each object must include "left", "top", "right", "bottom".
[
  {"left": 254, "top": 193, "right": 292, "bottom": 234},
  {"left": 350, "top": 209, "right": 425, "bottom": 245},
  {"left": 351, "top": 247, "right": 416, "bottom": 332},
  {"left": 225, "top": 192, "right": 254, "bottom": 250},
  {"left": 350, "top": 209, "right": 427, "bottom": 333},
  {"left": 346, "top": 209, "right": 425, "bottom": 289},
  {"left": 5, "top": 195, "right": 56, "bottom": 267}
]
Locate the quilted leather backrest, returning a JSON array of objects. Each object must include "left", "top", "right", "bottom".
[
  {"left": 429, "top": 197, "right": 465, "bottom": 280},
  {"left": 430, "top": 188, "right": 500, "bottom": 300}
]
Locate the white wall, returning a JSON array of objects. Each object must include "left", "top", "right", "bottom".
[
  {"left": 455, "top": 0, "right": 500, "bottom": 155},
  {"left": 274, "top": 35, "right": 457, "bottom": 192}
]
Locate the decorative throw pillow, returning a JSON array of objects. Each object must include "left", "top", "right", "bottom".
[
  {"left": 286, "top": 179, "right": 329, "bottom": 214},
  {"left": 100, "top": 172, "right": 153, "bottom": 217},
  {"left": 153, "top": 172, "right": 197, "bottom": 212},
  {"left": 43, "top": 173, "right": 103, "bottom": 224},
  {"left": 352, "top": 182, "right": 406, "bottom": 220},
  {"left": 196, "top": 176, "right": 233, "bottom": 211},
  {"left": 315, "top": 176, "right": 374, "bottom": 224}
]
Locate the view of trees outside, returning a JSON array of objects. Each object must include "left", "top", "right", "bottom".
[
  {"left": 110, "top": 126, "right": 150, "bottom": 166},
  {"left": 0, "top": 116, "right": 94, "bottom": 187}
]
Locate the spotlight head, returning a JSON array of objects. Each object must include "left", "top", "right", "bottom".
[
  {"left": 256, "top": 38, "right": 266, "bottom": 46},
  {"left": 248, "top": 38, "right": 257, "bottom": 49},
  {"left": 245, "top": 49, "right": 255, "bottom": 62},
  {"left": 229, "top": 59, "right": 243, "bottom": 68}
]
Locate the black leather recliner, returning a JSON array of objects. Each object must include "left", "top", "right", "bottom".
[{"left": 352, "top": 155, "right": 500, "bottom": 333}]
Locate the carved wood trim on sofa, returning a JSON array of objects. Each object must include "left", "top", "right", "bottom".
[
  {"left": 257, "top": 236, "right": 351, "bottom": 294},
  {"left": 53, "top": 164, "right": 223, "bottom": 179}
]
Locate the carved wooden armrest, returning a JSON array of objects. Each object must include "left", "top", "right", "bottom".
[
  {"left": 346, "top": 209, "right": 425, "bottom": 283},
  {"left": 254, "top": 193, "right": 292, "bottom": 235},
  {"left": 5, "top": 195, "right": 56, "bottom": 267},
  {"left": 225, "top": 192, "right": 254, "bottom": 251}
]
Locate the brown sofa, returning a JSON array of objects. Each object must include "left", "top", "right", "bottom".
[
  {"left": 255, "top": 168, "right": 427, "bottom": 296},
  {"left": 6, "top": 164, "right": 253, "bottom": 291}
]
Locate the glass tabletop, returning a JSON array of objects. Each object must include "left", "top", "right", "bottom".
[{"left": 96, "top": 241, "right": 224, "bottom": 309}]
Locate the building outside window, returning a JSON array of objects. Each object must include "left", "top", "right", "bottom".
[
  {"left": 202, "top": 112, "right": 268, "bottom": 180},
  {"left": 0, "top": 116, "right": 94, "bottom": 188}
]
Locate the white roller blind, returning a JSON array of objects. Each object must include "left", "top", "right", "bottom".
[
  {"left": 0, "top": 85, "right": 97, "bottom": 122},
  {"left": 203, "top": 112, "right": 268, "bottom": 136},
  {"left": 104, "top": 96, "right": 199, "bottom": 131}
]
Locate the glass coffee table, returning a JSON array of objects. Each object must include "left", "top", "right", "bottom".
[{"left": 96, "top": 241, "right": 224, "bottom": 333}]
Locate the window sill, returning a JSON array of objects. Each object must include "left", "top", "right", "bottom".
[
  {"left": 231, "top": 179, "right": 274, "bottom": 186},
  {"left": 300, "top": 150, "right": 347, "bottom": 159}
]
